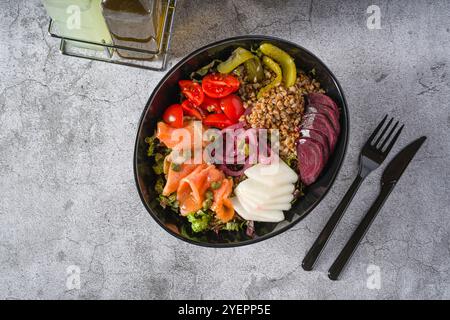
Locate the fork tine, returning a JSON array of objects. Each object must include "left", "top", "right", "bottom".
[
  {"left": 379, "top": 120, "right": 399, "bottom": 149},
  {"left": 374, "top": 117, "right": 393, "bottom": 147},
  {"left": 382, "top": 124, "right": 404, "bottom": 155},
  {"left": 366, "top": 114, "right": 388, "bottom": 145}
]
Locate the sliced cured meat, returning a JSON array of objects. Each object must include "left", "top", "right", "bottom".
[
  {"left": 215, "top": 198, "right": 234, "bottom": 222},
  {"left": 305, "top": 103, "right": 340, "bottom": 135},
  {"left": 307, "top": 93, "right": 339, "bottom": 115},
  {"left": 211, "top": 178, "right": 234, "bottom": 223},
  {"left": 156, "top": 120, "right": 206, "bottom": 150},
  {"left": 162, "top": 162, "right": 200, "bottom": 196},
  {"left": 177, "top": 164, "right": 224, "bottom": 215},
  {"left": 301, "top": 113, "right": 338, "bottom": 152},
  {"left": 176, "top": 164, "right": 235, "bottom": 221},
  {"left": 299, "top": 129, "right": 330, "bottom": 162},
  {"left": 176, "top": 164, "right": 209, "bottom": 215},
  {"left": 297, "top": 137, "right": 325, "bottom": 186}
]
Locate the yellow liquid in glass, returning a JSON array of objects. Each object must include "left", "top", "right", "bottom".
[
  {"left": 43, "top": 0, "right": 112, "bottom": 50},
  {"left": 101, "top": 0, "right": 165, "bottom": 60}
]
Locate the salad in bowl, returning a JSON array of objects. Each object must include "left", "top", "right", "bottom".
[{"left": 134, "top": 36, "right": 348, "bottom": 246}]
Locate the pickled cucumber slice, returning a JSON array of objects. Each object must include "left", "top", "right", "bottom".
[
  {"left": 257, "top": 56, "right": 282, "bottom": 99},
  {"left": 217, "top": 47, "right": 255, "bottom": 74},
  {"left": 244, "top": 56, "right": 264, "bottom": 83},
  {"left": 259, "top": 43, "right": 297, "bottom": 87}
]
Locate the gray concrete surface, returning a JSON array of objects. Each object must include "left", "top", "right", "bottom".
[{"left": 0, "top": 0, "right": 449, "bottom": 300}]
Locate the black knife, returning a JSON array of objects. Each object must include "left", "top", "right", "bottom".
[{"left": 328, "top": 136, "right": 427, "bottom": 280}]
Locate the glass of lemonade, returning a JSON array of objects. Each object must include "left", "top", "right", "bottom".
[{"left": 43, "top": 0, "right": 112, "bottom": 50}]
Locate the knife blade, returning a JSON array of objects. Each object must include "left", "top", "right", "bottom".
[
  {"left": 328, "top": 136, "right": 427, "bottom": 280},
  {"left": 381, "top": 136, "right": 427, "bottom": 185}
]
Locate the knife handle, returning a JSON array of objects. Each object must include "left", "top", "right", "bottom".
[
  {"left": 302, "top": 174, "right": 364, "bottom": 271},
  {"left": 328, "top": 183, "right": 394, "bottom": 280}
]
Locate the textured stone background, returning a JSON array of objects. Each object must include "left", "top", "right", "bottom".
[{"left": 0, "top": 0, "right": 449, "bottom": 299}]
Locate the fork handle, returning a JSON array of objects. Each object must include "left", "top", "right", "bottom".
[
  {"left": 328, "top": 183, "right": 394, "bottom": 280},
  {"left": 302, "top": 174, "right": 364, "bottom": 271}
]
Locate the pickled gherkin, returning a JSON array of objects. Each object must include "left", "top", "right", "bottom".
[
  {"left": 217, "top": 47, "right": 254, "bottom": 74},
  {"left": 259, "top": 43, "right": 297, "bottom": 87},
  {"left": 257, "top": 56, "right": 282, "bottom": 99},
  {"left": 244, "top": 57, "right": 264, "bottom": 83}
]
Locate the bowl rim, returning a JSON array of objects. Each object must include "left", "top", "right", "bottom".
[{"left": 133, "top": 35, "right": 349, "bottom": 248}]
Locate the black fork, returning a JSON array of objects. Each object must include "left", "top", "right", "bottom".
[{"left": 302, "top": 115, "right": 404, "bottom": 271}]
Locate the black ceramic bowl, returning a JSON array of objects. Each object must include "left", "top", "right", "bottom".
[{"left": 134, "top": 36, "right": 348, "bottom": 247}]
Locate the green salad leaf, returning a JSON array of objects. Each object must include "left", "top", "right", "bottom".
[
  {"left": 187, "top": 210, "right": 212, "bottom": 233},
  {"left": 190, "top": 59, "right": 223, "bottom": 80},
  {"left": 145, "top": 136, "right": 157, "bottom": 157},
  {"left": 158, "top": 193, "right": 179, "bottom": 212},
  {"left": 152, "top": 152, "right": 165, "bottom": 175},
  {"left": 155, "top": 176, "right": 165, "bottom": 194},
  {"left": 222, "top": 221, "right": 241, "bottom": 231}
]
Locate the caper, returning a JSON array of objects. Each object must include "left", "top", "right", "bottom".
[
  {"left": 202, "top": 199, "right": 212, "bottom": 210},
  {"left": 205, "top": 190, "right": 214, "bottom": 200},
  {"left": 171, "top": 163, "right": 181, "bottom": 172},
  {"left": 211, "top": 181, "right": 222, "bottom": 190}
]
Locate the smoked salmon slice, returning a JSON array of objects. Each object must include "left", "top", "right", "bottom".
[
  {"left": 162, "top": 162, "right": 199, "bottom": 196},
  {"left": 177, "top": 165, "right": 226, "bottom": 215},
  {"left": 177, "top": 164, "right": 210, "bottom": 215},
  {"left": 212, "top": 178, "right": 235, "bottom": 223},
  {"left": 156, "top": 121, "right": 205, "bottom": 150},
  {"left": 161, "top": 145, "right": 235, "bottom": 222}
]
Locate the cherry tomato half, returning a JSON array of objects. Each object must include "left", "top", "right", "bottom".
[
  {"left": 203, "top": 113, "right": 234, "bottom": 129},
  {"left": 202, "top": 73, "right": 240, "bottom": 98},
  {"left": 181, "top": 100, "right": 204, "bottom": 120},
  {"left": 163, "top": 104, "right": 184, "bottom": 128},
  {"left": 200, "top": 96, "right": 222, "bottom": 113},
  {"left": 220, "top": 94, "right": 245, "bottom": 123},
  {"left": 179, "top": 80, "right": 204, "bottom": 106}
]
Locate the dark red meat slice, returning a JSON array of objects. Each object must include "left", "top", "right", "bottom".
[
  {"left": 306, "top": 103, "right": 340, "bottom": 135},
  {"left": 297, "top": 137, "right": 325, "bottom": 186},
  {"left": 308, "top": 93, "right": 339, "bottom": 115},
  {"left": 299, "top": 129, "right": 330, "bottom": 162},
  {"left": 301, "top": 113, "right": 338, "bottom": 152}
]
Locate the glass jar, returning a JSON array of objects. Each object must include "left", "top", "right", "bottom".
[
  {"left": 42, "top": 0, "right": 112, "bottom": 50},
  {"left": 101, "top": 0, "right": 165, "bottom": 60}
]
